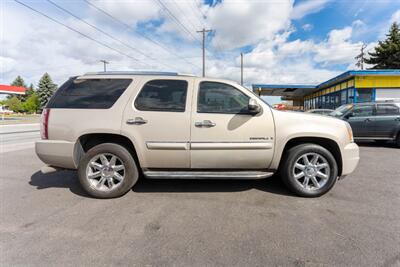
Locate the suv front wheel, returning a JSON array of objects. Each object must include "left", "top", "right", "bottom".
[
  {"left": 280, "top": 144, "right": 338, "bottom": 197},
  {"left": 78, "top": 143, "right": 139, "bottom": 198}
]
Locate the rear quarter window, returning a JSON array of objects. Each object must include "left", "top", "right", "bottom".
[{"left": 47, "top": 78, "right": 132, "bottom": 109}]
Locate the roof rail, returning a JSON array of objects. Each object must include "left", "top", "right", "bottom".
[{"left": 84, "top": 71, "right": 195, "bottom": 77}]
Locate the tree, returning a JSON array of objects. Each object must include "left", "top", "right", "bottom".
[
  {"left": 26, "top": 83, "right": 35, "bottom": 97},
  {"left": 37, "top": 73, "right": 57, "bottom": 110},
  {"left": 5, "top": 96, "right": 22, "bottom": 112},
  {"left": 21, "top": 92, "right": 39, "bottom": 113},
  {"left": 365, "top": 22, "right": 400, "bottom": 69},
  {"left": 9, "top": 76, "right": 28, "bottom": 100}
]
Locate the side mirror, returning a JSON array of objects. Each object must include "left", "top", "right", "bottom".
[
  {"left": 344, "top": 113, "right": 353, "bottom": 119},
  {"left": 248, "top": 99, "right": 261, "bottom": 114}
]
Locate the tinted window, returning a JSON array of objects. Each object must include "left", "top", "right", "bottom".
[
  {"left": 352, "top": 105, "right": 373, "bottom": 117},
  {"left": 47, "top": 78, "right": 132, "bottom": 109},
  {"left": 377, "top": 104, "right": 400, "bottom": 116},
  {"left": 135, "top": 80, "right": 187, "bottom": 112},
  {"left": 198, "top": 82, "right": 249, "bottom": 114}
]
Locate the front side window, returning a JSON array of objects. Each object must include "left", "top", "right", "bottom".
[
  {"left": 376, "top": 104, "right": 400, "bottom": 116},
  {"left": 135, "top": 79, "right": 187, "bottom": 112},
  {"left": 352, "top": 105, "right": 374, "bottom": 117},
  {"left": 197, "top": 82, "right": 250, "bottom": 114}
]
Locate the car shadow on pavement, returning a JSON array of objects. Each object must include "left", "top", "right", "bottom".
[
  {"left": 29, "top": 171, "right": 294, "bottom": 197},
  {"left": 133, "top": 175, "right": 294, "bottom": 196},
  {"left": 30, "top": 170, "right": 88, "bottom": 197}
]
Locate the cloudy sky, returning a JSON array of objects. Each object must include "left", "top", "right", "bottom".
[{"left": 1, "top": 0, "right": 400, "bottom": 103}]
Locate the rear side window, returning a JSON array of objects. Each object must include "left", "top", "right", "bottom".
[
  {"left": 47, "top": 78, "right": 132, "bottom": 109},
  {"left": 352, "top": 105, "right": 373, "bottom": 117},
  {"left": 376, "top": 104, "right": 400, "bottom": 116},
  {"left": 134, "top": 79, "right": 187, "bottom": 112}
]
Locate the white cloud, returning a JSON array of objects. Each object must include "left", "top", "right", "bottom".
[
  {"left": 390, "top": 9, "right": 400, "bottom": 23},
  {"left": 291, "top": 0, "right": 330, "bottom": 20},
  {"left": 206, "top": 0, "right": 293, "bottom": 49},
  {"left": 302, "top": 23, "right": 313, "bottom": 31}
]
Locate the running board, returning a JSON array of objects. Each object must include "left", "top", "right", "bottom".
[{"left": 143, "top": 170, "right": 274, "bottom": 180}]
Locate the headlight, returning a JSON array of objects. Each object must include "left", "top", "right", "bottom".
[{"left": 345, "top": 122, "right": 354, "bottom": 143}]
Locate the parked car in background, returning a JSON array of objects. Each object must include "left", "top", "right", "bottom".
[
  {"left": 306, "top": 109, "right": 334, "bottom": 115},
  {"left": 36, "top": 71, "right": 359, "bottom": 199},
  {"left": 0, "top": 105, "right": 14, "bottom": 115},
  {"left": 330, "top": 100, "right": 400, "bottom": 147}
]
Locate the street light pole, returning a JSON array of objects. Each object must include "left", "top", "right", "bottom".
[{"left": 240, "top": 53, "right": 244, "bottom": 85}]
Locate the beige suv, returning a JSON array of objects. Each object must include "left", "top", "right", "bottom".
[{"left": 36, "top": 72, "right": 359, "bottom": 198}]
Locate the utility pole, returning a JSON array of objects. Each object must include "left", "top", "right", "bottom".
[
  {"left": 355, "top": 44, "right": 367, "bottom": 70},
  {"left": 240, "top": 53, "right": 244, "bottom": 85},
  {"left": 100, "top": 60, "right": 109, "bottom": 72},
  {"left": 197, "top": 28, "right": 211, "bottom": 77}
]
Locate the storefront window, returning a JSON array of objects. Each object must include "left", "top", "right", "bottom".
[
  {"left": 355, "top": 88, "right": 373, "bottom": 102},
  {"left": 341, "top": 90, "right": 347, "bottom": 104}
]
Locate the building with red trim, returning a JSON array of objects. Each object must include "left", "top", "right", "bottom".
[{"left": 0, "top": 85, "right": 26, "bottom": 95}]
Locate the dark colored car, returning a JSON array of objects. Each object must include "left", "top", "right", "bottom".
[{"left": 330, "top": 100, "right": 400, "bottom": 147}]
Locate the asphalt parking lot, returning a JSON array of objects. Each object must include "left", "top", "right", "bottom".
[{"left": 1, "top": 141, "right": 399, "bottom": 266}]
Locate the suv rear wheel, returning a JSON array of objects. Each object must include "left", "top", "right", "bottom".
[
  {"left": 78, "top": 143, "right": 139, "bottom": 198},
  {"left": 280, "top": 144, "right": 338, "bottom": 197}
]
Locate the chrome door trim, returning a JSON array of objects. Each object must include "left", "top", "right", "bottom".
[
  {"left": 146, "top": 142, "right": 189, "bottom": 150},
  {"left": 190, "top": 142, "right": 273, "bottom": 150}
]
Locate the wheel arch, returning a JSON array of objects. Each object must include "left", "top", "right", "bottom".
[
  {"left": 278, "top": 137, "right": 343, "bottom": 176},
  {"left": 75, "top": 133, "right": 141, "bottom": 170}
]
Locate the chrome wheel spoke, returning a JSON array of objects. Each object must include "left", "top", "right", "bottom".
[
  {"left": 97, "top": 177, "right": 107, "bottom": 188},
  {"left": 113, "top": 165, "right": 124, "bottom": 171},
  {"left": 109, "top": 156, "right": 117, "bottom": 167},
  {"left": 302, "top": 155, "right": 310, "bottom": 165},
  {"left": 100, "top": 154, "right": 109, "bottom": 166},
  {"left": 88, "top": 171, "right": 101, "bottom": 179},
  {"left": 90, "top": 162, "right": 103, "bottom": 170},
  {"left": 311, "top": 154, "right": 319, "bottom": 164},
  {"left": 294, "top": 171, "right": 305, "bottom": 180},
  {"left": 310, "top": 177, "right": 321, "bottom": 188},
  {"left": 316, "top": 163, "right": 328, "bottom": 170},
  {"left": 108, "top": 178, "right": 115, "bottom": 189},
  {"left": 113, "top": 172, "right": 123, "bottom": 181},
  {"left": 317, "top": 171, "right": 328, "bottom": 180},
  {"left": 302, "top": 176, "right": 310, "bottom": 187},
  {"left": 295, "top": 163, "right": 305, "bottom": 170}
]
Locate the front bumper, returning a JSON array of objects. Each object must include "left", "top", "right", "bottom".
[
  {"left": 35, "top": 140, "right": 77, "bottom": 169},
  {"left": 341, "top": 142, "right": 360, "bottom": 176}
]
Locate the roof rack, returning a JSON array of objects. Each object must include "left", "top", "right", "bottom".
[{"left": 84, "top": 71, "right": 195, "bottom": 77}]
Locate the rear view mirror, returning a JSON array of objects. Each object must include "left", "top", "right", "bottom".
[{"left": 248, "top": 99, "right": 261, "bottom": 114}]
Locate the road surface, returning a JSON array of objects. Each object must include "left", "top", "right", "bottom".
[{"left": 0, "top": 124, "right": 40, "bottom": 153}]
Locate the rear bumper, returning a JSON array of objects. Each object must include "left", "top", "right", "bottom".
[
  {"left": 341, "top": 142, "right": 360, "bottom": 176},
  {"left": 35, "top": 140, "right": 77, "bottom": 169}
]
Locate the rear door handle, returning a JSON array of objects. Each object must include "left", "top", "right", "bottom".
[
  {"left": 195, "top": 120, "right": 216, "bottom": 128},
  {"left": 126, "top": 117, "right": 147, "bottom": 125},
  {"left": 395, "top": 117, "right": 400, "bottom": 121},
  {"left": 364, "top": 118, "right": 371, "bottom": 122}
]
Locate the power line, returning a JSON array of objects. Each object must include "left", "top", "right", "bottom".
[
  {"left": 155, "top": 0, "right": 202, "bottom": 45},
  {"left": 46, "top": 0, "right": 174, "bottom": 70},
  {"left": 14, "top": 0, "right": 149, "bottom": 67},
  {"left": 83, "top": 0, "right": 200, "bottom": 70},
  {"left": 170, "top": 0, "right": 200, "bottom": 32}
]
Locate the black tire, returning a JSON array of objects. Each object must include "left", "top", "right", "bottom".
[
  {"left": 396, "top": 133, "right": 400, "bottom": 148},
  {"left": 280, "top": 143, "right": 338, "bottom": 197},
  {"left": 374, "top": 140, "right": 387, "bottom": 145},
  {"left": 78, "top": 143, "right": 139, "bottom": 198}
]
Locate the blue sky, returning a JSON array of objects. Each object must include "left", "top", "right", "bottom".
[{"left": 1, "top": 0, "right": 400, "bottom": 103}]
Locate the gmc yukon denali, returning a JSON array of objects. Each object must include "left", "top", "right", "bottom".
[{"left": 36, "top": 72, "right": 359, "bottom": 198}]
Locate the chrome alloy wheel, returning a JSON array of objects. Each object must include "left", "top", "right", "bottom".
[
  {"left": 293, "top": 152, "right": 330, "bottom": 191},
  {"left": 86, "top": 153, "right": 125, "bottom": 191}
]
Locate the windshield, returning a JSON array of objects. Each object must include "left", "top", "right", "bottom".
[{"left": 329, "top": 104, "right": 353, "bottom": 117}]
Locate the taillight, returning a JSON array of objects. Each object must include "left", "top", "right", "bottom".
[{"left": 41, "top": 108, "right": 50, "bottom": 139}]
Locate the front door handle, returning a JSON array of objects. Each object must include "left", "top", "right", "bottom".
[
  {"left": 364, "top": 118, "right": 371, "bottom": 122},
  {"left": 395, "top": 117, "right": 400, "bottom": 121},
  {"left": 126, "top": 117, "right": 147, "bottom": 125},
  {"left": 195, "top": 120, "right": 216, "bottom": 128}
]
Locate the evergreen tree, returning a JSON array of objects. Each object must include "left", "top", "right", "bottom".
[
  {"left": 26, "top": 83, "right": 35, "bottom": 97},
  {"left": 365, "top": 22, "right": 400, "bottom": 69},
  {"left": 37, "top": 73, "right": 57, "bottom": 110},
  {"left": 9, "top": 76, "right": 28, "bottom": 100}
]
